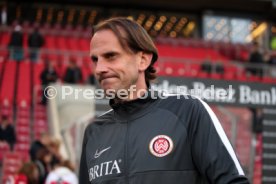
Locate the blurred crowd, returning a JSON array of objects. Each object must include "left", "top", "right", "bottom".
[
  {"left": 200, "top": 41, "right": 276, "bottom": 78},
  {"left": 246, "top": 41, "right": 276, "bottom": 77},
  {"left": 8, "top": 24, "right": 44, "bottom": 63},
  {"left": 6, "top": 23, "right": 96, "bottom": 105},
  {"left": 1, "top": 124, "right": 78, "bottom": 184}
]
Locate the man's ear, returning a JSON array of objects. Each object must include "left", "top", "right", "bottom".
[{"left": 138, "top": 52, "right": 153, "bottom": 72}]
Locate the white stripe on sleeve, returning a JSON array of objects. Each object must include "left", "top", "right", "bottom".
[{"left": 197, "top": 98, "right": 245, "bottom": 175}]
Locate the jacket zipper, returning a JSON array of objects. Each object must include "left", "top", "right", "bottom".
[{"left": 124, "top": 121, "right": 129, "bottom": 184}]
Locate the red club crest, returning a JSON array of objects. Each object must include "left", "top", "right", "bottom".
[{"left": 149, "top": 135, "right": 174, "bottom": 157}]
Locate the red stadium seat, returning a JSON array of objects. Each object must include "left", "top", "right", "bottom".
[
  {"left": 197, "top": 71, "right": 209, "bottom": 78},
  {"left": 159, "top": 61, "right": 186, "bottom": 76},
  {"left": 0, "top": 143, "right": 10, "bottom": 161},
  {"left": 0, "top": 61, "right": 17, "bottom": 107},
  {"left": 17, "top": 118, "right": 30, "bottom": 126},
  {"left": 0, "top": 32, "right": 10, "bottom": 46},
  {"left": 55, "top": 61, "right": 66, "bottom": 79},
  {"left": 68, "top": 37, "right": 80, "bottom": 50},
  {"left": 33, "top": 62, "right": 44, "bottom": 86},
  {"left": 16, "top": 124, "right": 30, "bottom": 135},
  {"left": 210, "top": 72, "right": 222, "bottom": 80},
  {"left": 44, "top": 35, "right": 56, "bottom": 49},
  {"left": 236, "top": 71, "right": 247, "bottom": 81},
  {"left": 14, "top": 143, "right": 30, "bottom": 155},
  {"left": 224, "top": 65, "right": 238, "bottom": 80},
  {"left": 248, "top": 75, "right": 261, "bottom": 82},
  {"left": 17, "top": 108, "right": 30, "bottom": 118},
  {"left": 16, "top": 62, "right": 31, "bottom": 107},
  {"left": 0, "top": 60, "right": 4, "bottom": 85},
  {"left": 2, "top": 152, "right": 24, "bottom": 177},
  {"left": 262, "top": 76, "right": 276, "bottom": 84},
  {"left": 79, "top": 38, "right": 90, "bottom": 51},
  {"left": 184, "top": 63, "right": 201, "bottom": 77},
  {"left": 157, "top": 44, "right": 228, "bottom": 62},
  {"left": 17, "top": 134, "right": 31, "bottom": 144},
  {"left": 56, "top": 36, "right": 68, "bottom": 50}
]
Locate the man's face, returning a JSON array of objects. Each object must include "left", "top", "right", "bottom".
[{"left": 90, "top": 30, "right": 142, "bottom": 94}]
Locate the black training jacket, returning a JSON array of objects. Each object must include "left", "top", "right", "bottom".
[{"left": 79, "top": 93, "right": 249, "bottom": 184}]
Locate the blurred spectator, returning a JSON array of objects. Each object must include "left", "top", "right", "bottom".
[
  {"left": 28, "top": 27, "right": 44, "bottom": 62},
  {"left": 62, "top": 160, "right": 76, "bottom": 172},
  {"left": 263, "top": 50, "right": 272, "bottom": 64},
  {"left": 201, "top": 62, "right": 212, "bottom": 74},
  {"left": 86, "top": 71, "right": 96, "bottom": 85},
  {"left": 47, "top": 138, "right": 63, "bottom": 169},
  {"left": 9, "top": 25, "right": 24, "bottom": 62},
  {"left": 263, "top": 50, "right": 273, "bottom": 77},
  {"left": 40, "top": 61, "right": 58, "bottom": 105},
  {"left": 63, "top": 59, "right": 83, "bottom": 84},
  {"left": 45, "top": 160, "right": 78, "bottom": 184},
  {"left": 215, "top": 63, "right": 224, "bottom": 74},
  {"left": 270, "top": 55, "right": 276, "bottom": 65},
  {"left": 15, "top": 162, "right": 39, "bottom": 184},
  {"left": 251, "top": 108, "right": 263, "bottom": 134},
  {"left": 30, "top": 133, "right": 51, "bottom": 161},
  {"left": 269, "top": 55, "right": 276, "bottom": 77},
  {"left": 1, "top": 3, "right": 7, "bottom": 25},
  {"left": 0, "top": 114, "right": 16, "bottom": 150},
  {"left": 247, "top": 41, "right": 263, "bottom": 77},
  {"left": 34, "top": 145, "right": 52, "bottom": 184},
  {"left": 249, "top": 42, "right": 263, "bottom": 63}
]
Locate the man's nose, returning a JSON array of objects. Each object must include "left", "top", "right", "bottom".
[{"left": 95, "top": 60, "right": 108, "bottom": 74}]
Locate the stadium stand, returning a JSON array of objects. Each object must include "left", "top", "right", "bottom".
[{"left": 0, "top": 25, "right": 275, "bottom": 84}]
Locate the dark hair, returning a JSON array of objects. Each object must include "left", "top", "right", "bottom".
[
  {"left": 92, "top": 17, "right": 158, "bottom": 86},
  {"left": 18, "top": 162, "right": 39, "bottom": 184}
]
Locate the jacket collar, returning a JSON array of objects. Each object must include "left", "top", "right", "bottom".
[{"left": 109, "top": 90, "right": 160, "bottom": 121}]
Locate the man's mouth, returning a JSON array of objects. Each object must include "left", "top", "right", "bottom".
[{"left": 99, "top": 76, "right": 117, "bottom": 83}]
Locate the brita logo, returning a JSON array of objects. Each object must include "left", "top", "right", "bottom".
[{"left": 89, "top": 159, "right": 122, "bottom": 181}]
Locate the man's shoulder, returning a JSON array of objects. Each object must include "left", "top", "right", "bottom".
[
  {"left": 158, "top": 93, "right": 201, "bottom": 107},
  {"left": 154, "top": 93, "right": 203, "bottom": 116}
]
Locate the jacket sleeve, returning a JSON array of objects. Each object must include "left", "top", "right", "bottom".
[
  {"left": 188, "top": 98, "right": 249, "bottom": 184},
  {"left": 79, "top": 125, "right": 91, "bottom": 184}
]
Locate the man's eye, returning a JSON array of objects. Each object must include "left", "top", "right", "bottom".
[
  {"left": 107, "top": 55, "right": 115, "bottom": 59},
  {"left": 106, "top": 53, "right": 118, "bottom": 60},
  {"left": 91, "top": 56, "right": 98, "bottom": 63}
]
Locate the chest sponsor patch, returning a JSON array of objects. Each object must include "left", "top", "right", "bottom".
[{"left": 149, "top": 135, "right": 174, "bottom": 157}]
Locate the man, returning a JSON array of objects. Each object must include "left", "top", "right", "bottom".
[
  {"left": 63, "top": 59, "right": 83, "bottom": 84},
  {"left": 40, "top": 60, "right": 58, "bottom": 105},
  {"left": 79, "top": 17, "right": 249, "bottom": 184},
  {"left": 0, "top": 114, "right": 16, "bottom": 150},
  {"left": 9, "top": 25, "right": 23, "bottom": 62},
  {"left": 247, "top": 41, "right": 263, "bottom": 77},
  {"left": 28, "top": 27, "right": 44, "bottom": 62}
]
